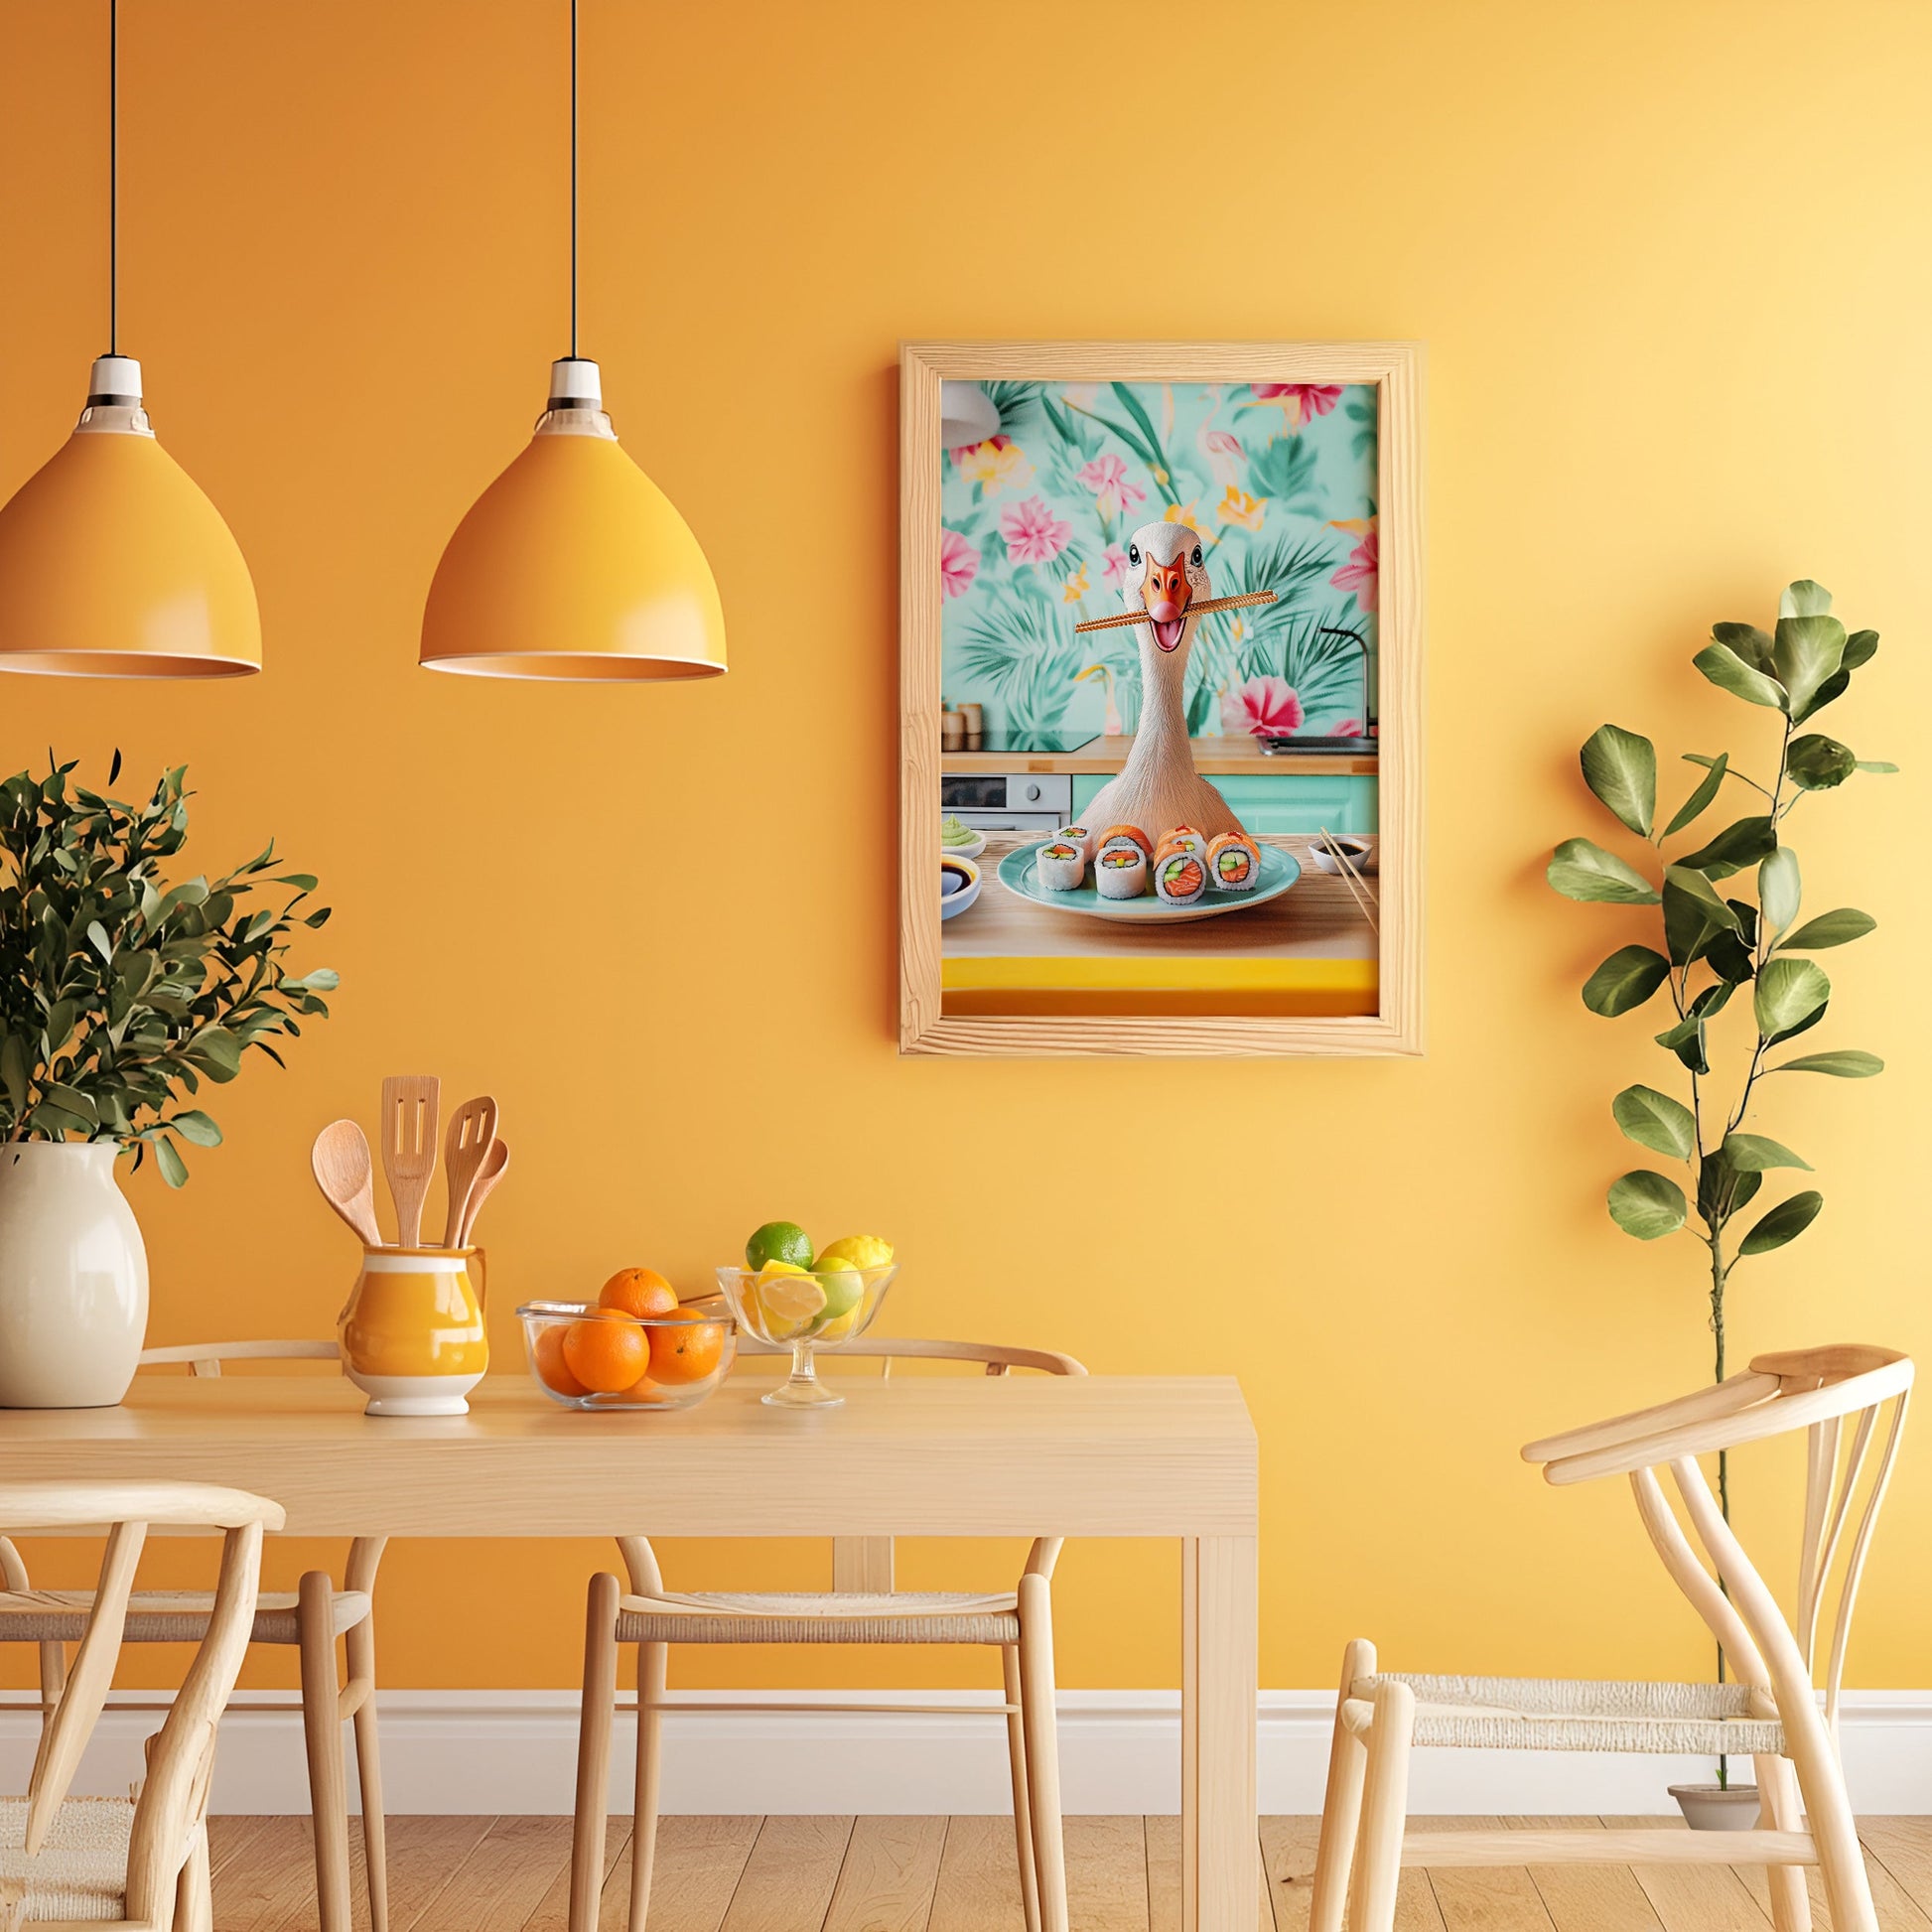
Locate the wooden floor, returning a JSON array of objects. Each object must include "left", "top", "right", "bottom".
[{"left": 203, "top": 1813, "right": 1932, "bottom": 1932}]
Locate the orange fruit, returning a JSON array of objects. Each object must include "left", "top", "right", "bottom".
[
  {"left": 649, "top": 1315, "right": 727, "bottom": 1386},
  {"left": 563, "top": 1310, "right": 650, "bottom": 1393},
  {"left": 621, "top": 1374, "right": 670, "bottom": 1405},
  {"left": 534, "top": 1324, "right": 588, "bottom": 1397},
  {"left": 599, "top": 1267, "right": 679, "bottom": 1321}
]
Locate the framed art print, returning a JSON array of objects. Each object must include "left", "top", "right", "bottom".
[{"left": 899, "top": 341, "right": 1424, "bottom": 1057}]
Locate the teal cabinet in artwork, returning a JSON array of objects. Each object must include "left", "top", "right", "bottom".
[{"left": 1070, "top": 771, "right": 1377, "bottom": 835}]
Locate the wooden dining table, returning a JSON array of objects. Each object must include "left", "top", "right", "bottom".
[{"left": 0, "top": 1369, "right": 1261, "bottom": 1932}]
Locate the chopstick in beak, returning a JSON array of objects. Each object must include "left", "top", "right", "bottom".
[{"left": 1072, "top": 590, "right": 1278, "bottom": 634}]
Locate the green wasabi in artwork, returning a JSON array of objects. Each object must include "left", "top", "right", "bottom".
[{"left": 940, "top": 815, "right": 977, "bottom": 846}]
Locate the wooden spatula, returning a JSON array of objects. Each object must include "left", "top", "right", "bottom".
[
  {"left": 311, "top": 1120, "right": 384, "bottom": 1247},
  {"left": 441, "top": 1094, "right": 499, "bottom": 1248},
  {"left": 378, "top": 1074, "right": 441, "bottom": 1248},
  {"left": 456, "top": 1138, "right": 509, "bottom": 1247}
]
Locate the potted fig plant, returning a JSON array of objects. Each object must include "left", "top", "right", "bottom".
[
  {"left": 1547, "top": 580, "right": 1891, "bottom": 1827},
  {"left": 0, "top": 757, "right": 337, "bottom": 1407}
]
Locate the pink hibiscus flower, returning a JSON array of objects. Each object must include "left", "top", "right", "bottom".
[
  {"left": 939, "top": 528, "right": 980, "bottom": 601},
  {"left": 1331, "top": 529, "right": 1378, "bottom": 612},
  {"left": 1075, "top": 455, "right": 1146, "bottom": 520},
  {"left": 1100, "top": 543, "right": 1130, "bottom": 585},
  {"left": 1221, "top": 676, "right": 1306, "bottom": 737},
  {"left": 1000, "top": 496, "right": 1071, "bottom": 567},
  {"left": 1251, "top": 383, "right": 1343, "bottom": 429}
]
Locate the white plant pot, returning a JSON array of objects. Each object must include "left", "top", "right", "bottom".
[
  {"left": 0, "top": 1142, "right": 149, "bottom": 1408},
  {"left": 1668, "top": 1782, "right": 1762, "bottom": 1830}
]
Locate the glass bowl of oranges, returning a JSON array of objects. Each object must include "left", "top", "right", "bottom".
[{"left": 519, "top": 1267, "right": 736, "bottom": 1411}]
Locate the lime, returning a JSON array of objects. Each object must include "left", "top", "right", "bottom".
[
  {"left": 810, "top": 1257, "right": 865, "bottom": 1324},
  {"left": 817, "top": 1234, "right": 894, "bottom": 1272},
  {"left": 746, "top": 1220, "right": 814, "bottom": 1271}
]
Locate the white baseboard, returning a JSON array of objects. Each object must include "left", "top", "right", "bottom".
[{"left": 6, "top": 1689, "right": 1929, "bottom": 1817}]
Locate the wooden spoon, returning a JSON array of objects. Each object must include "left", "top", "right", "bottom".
[
  {"left": 378, "top": 1074, "right": 441, "bottom": 1248},
  {"left": 456, "top": 1138, "right": 509, "bottom": 1247},
  {"left": 440, "top": 1094, "right": 499, "bottom": 1248},
  {"left": 311, "top": 1120, "right": 384, "bottom": 1247}
]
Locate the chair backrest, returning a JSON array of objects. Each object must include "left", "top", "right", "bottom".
[
  {"left": 0, "top": 1481, "right": 282, "bottom": 1926},
  {"left": 138, "top": 1339, "right": 339, "bottom": 1378},
  {"left": 1522, "top": 1344, "right": 1912, "bottom": 1728},
  {"left": 623, "top": 1338, "right": 1086, "bottom": 1598}
]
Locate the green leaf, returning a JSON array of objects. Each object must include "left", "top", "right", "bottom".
[
  {"left": 1758, "top": 847, "right": 1801, "bottom": 935},
  {"left": 1676, "top": 815, "right": 1775, "bottom": 881},
  {"left": 1582, "top": 945, "right": 1672, "bottom": 1017},
  {"left": 1773, "top": 614, "right": 1848, "bottom": 715},
  {"left": 1612, "top": 1085, "right": 1696, "bottom": 1160},
  {"left": 84, "top": 920, "right": 114, "bottom": 966},
  {"left": 184, "top": 1028, "right": 243, "bottom": 1080},
  {"left": 1699, "top": 1151, "right": 1762, "bottom": 1225},
  {"left": 1842, "top": 628, "right": 1878, "bottom": 670},
  {"left": 1779, "top": 580, "right": 1833, "bottom": 619},
  {"left": 0, "top": 1034, "right": 26, "bottom": 1114},
  {"left": 1772, "top": 1049, "right": 1883, "bottom": 1077},
  {"left": 1754, "top": 956, "right": 1831, "bottom": 1037},
  {"left": 1654, "top": 1012, "right": 1710, "bottom": 1074},
  {"left": 168, "top": 1109, "right": 223, "bottom": 1147},
  {"left": 1785, "top": 734, "right": 1857, "bottom": 791},
  {"left": 1706, "top": 927, "right": 1757, "bottom": 983},
  {"left": 1856, "top": 759, "right": 1899, "bottom": 774},
  {"left": 1580, "top": 725, "right": 1656, "bottom": 836},
  {"left": 153, "top": 1135, "right": 190, "bottom": 1188},
  {"left": 1547, "top": 839, "right": 1658, "bottom": 903},
  {"left": 38, "top": 1082, "right": 97, "bottom": 1127},
  {"left": 1793, "top": 667, "right": 1851, "bottom": 725},
  {"left": 1608, "top": 1171, "right": 1689, "bottom": 1240},
  {"left": 1738, "top": 1190, "right": 1824, "bottom": 1257},
  {"left": 1694, "top": 640, "right": 1786, "bottom": 710},
  {"left": 1664, "top": 753, "right": 1728, "bottom": 837},
  {"left": 1712, "top": 623, "right": 1775, "bottom": 672},
  {"left": 1725, "top": 1134, "right": 1812, "bottom": 1173},
  {"left": 1780, "top": 907, "right": 1873, "bottom": 950},
  {"left": 1662, "top": 864, "right": 1740, "bottom": 966}
]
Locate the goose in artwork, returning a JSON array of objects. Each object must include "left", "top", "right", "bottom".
[{"left": 1074, "top": 521, "right": 1263, "bottom": 840}]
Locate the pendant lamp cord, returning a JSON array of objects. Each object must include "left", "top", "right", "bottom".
[
  {"left": 108, "top": 0, "right": 118, "bottom": 354},
  {"left": 569, "top": 0, "right": 578, "bottom": 359}
]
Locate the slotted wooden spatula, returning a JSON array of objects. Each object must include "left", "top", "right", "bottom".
[
  {"left": 378, "top": 1074, "right": 441, "bottom": 1248},
  {"left": 441, "top": 1094, "right": 499, "bottom": 1248}
]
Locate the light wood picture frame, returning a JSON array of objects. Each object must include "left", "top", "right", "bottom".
[{"left": 899, "top": 341, "right": 1424, "bottom": 1058}]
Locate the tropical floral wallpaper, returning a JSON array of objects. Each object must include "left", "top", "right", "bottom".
[{"left": 939, "top": 381, "right": 1379, "bottom": 746}]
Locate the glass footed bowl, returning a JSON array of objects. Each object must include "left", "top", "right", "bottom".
[
  {"left": 518, "top": 1297, "right": 737, "bottom": 1411},
  {"left": 713, "top": 1263, "right": 897, "bottom": 1408}
]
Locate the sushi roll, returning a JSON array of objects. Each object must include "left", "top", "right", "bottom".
[
  {"left": 1094, "top": 843, "right": 1148, "bottom": 898},
  {"left": 1095, "top": 823, "right": 1154, "bottom": 860},
  {"left": 1060, "top": 823, "right": 1094, "bottom": 859},
  {"left": 1153, "top": 846, "right": 1208, "bottom": 905},
  {"left": 1206, "top": 832, "right": 1262, "bottom": 892},
  {"left": 1161, "top": 824, "right": 1207, "bottom": 859},
  {"left": 1035, "top": 838, "right": 1087, "bottom": 892}
]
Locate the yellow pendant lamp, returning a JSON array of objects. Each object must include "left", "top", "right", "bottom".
[
  {"left": 420, "top": 2, "right": 725, "bottom": 681},
  {"left": 0, "top": 2, "right": 260, "bottom": 679}
]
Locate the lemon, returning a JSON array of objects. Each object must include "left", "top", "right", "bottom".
[
  {"left": 747, "top": 1220, "right": 814, "bottom": 1271},
  {"left": 815, "top": 1304, "right": 864, "bottom": 1342},
  {"left": 817, "top": 1234, "right": 895, "bottom": 1272},
  {"left": 752, "top": 1262, "right": 826, "bottom": 1340}
]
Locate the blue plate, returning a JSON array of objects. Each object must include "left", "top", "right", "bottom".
[{"left": 997, "top": 841, "right": 1300, "bottom": 924}]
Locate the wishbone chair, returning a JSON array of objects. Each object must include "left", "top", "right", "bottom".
[
  {"left": 0, "top": 1341, "right": 388, "bottom": 1932},
  {"left": 1311, "top": 1343, "right": 1913, "bottom": 1932},
  {"left": 0, "top": 1478, "right": 281, "bottom": 1932},
  {"left": 568, "top": 1337, "right": 1086, "bottom": 1932}
]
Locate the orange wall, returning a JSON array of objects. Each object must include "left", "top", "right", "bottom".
[{"left": 3, "top": 0, "right": 1931, "bottom": 1695}]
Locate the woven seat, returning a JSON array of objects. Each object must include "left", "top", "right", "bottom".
[
  {"left": 616, "top": 1589, "right": 1022, "bottom": 1645},
  {"left": 0, "top": 1587, "right": 371, "bottom": 1647},
  {"left": 1354, "top": 1672, "right": 1784, "bottom": 1756},
  {"left": 0, "top": 1796, "right": 132, "bottom": 1923}
]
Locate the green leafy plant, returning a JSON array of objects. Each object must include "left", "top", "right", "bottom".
[
  {"left": 1548, "top": 580, "right": 1894, "bottom": 1783},
  {"left": 0, "top": 757, "right": 338, "bottom": 1184}
]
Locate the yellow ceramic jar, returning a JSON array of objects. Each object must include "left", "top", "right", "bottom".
[{"left": 338, "top": 1246, "right": 488, "bottom": 1416}]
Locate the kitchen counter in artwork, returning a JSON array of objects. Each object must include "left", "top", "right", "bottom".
[
  {"left": 941, "top": 735, "right": 1376, "bottom": 777},
  {"left": 941, "top": 833, "right": 1378, "bottom": 1020}
]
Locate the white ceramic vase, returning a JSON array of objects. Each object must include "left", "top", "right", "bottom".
[{"left": 0, "top": 1142, "right": 149, "bottom": 1408}]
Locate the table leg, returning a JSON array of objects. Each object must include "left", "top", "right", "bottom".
[{"left": 1180, "top": 1536, "right": 1257, "bottom": 1932}]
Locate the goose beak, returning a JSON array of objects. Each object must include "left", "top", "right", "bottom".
[{"left": 1141, "top": 558, "right": 1192, "bottom": 651}]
